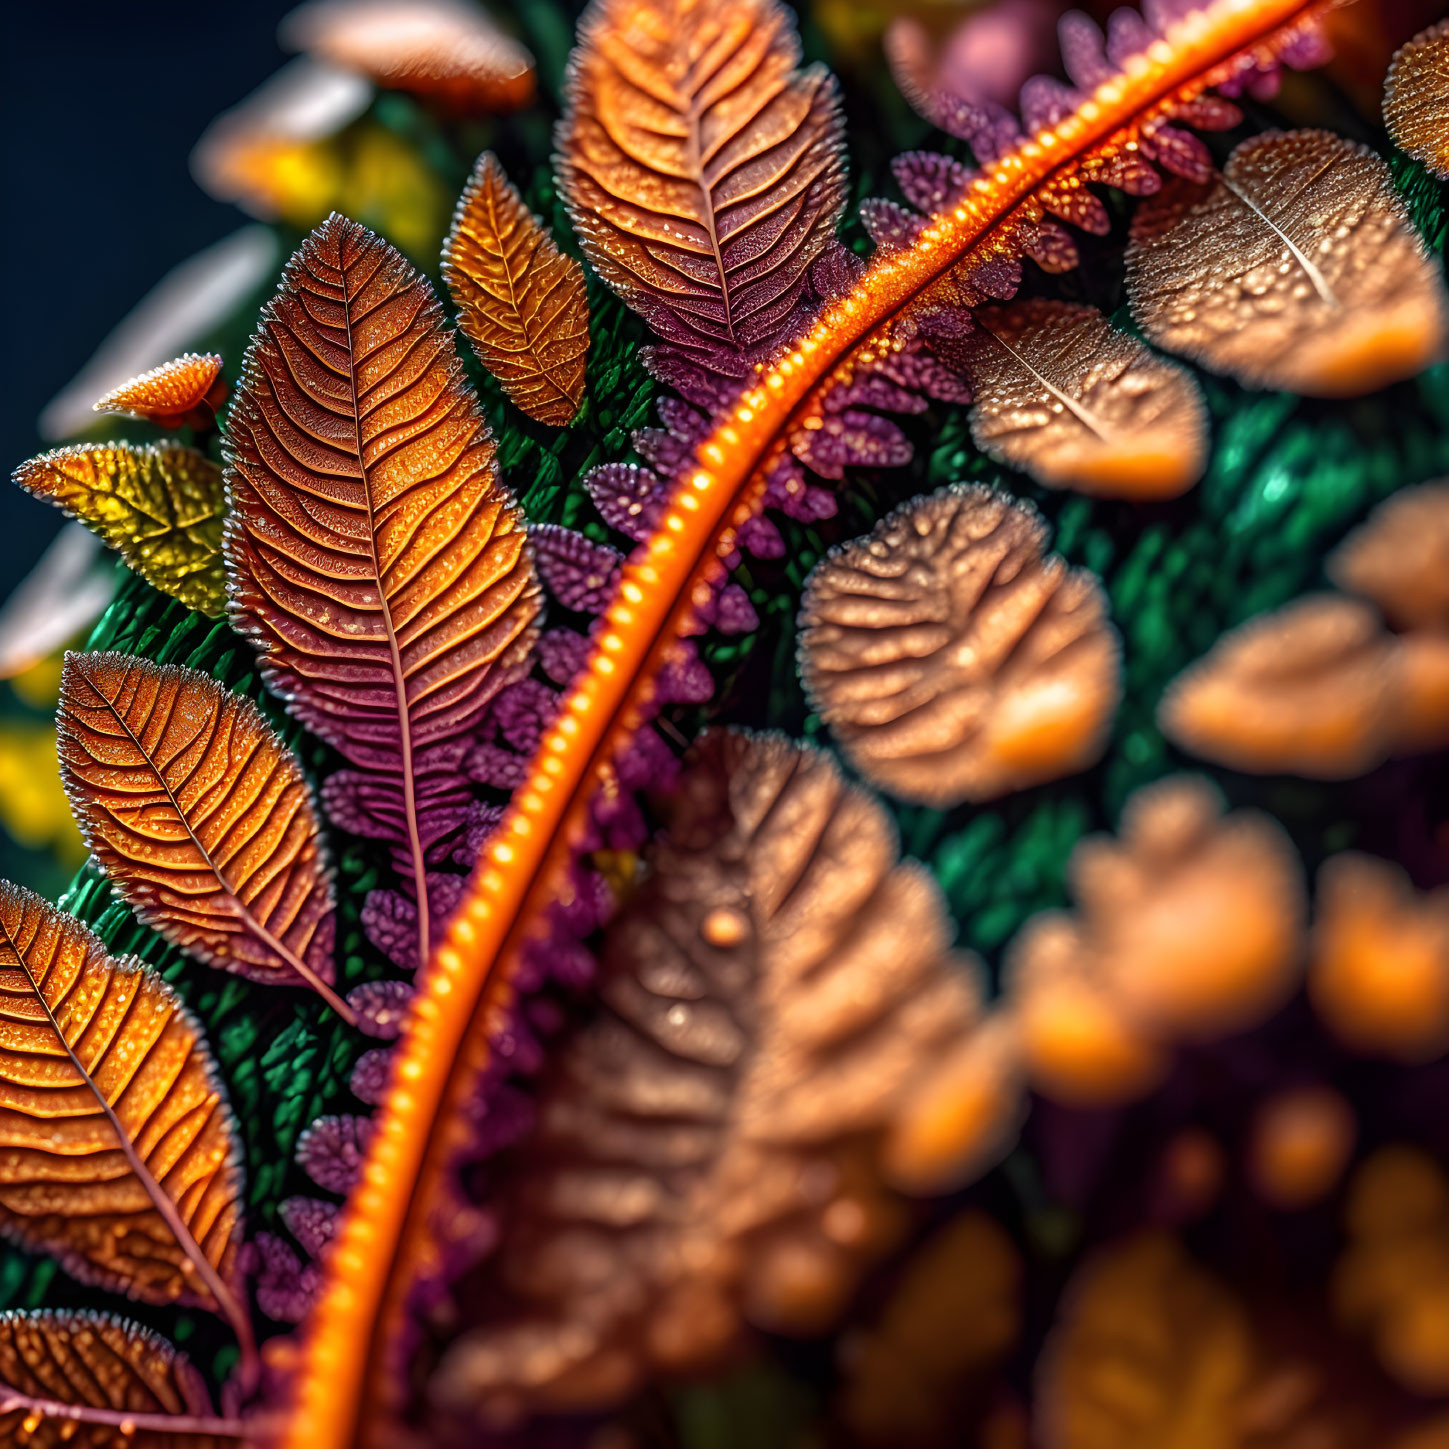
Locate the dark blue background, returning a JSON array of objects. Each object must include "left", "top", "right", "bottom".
[{"left": 1, "top": 1, "right": 294, "bottom": 599}]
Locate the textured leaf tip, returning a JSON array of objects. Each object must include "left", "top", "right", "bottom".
[
  {"left": 93, "top": 352, "right": 226, "bottom": 430},
  {"left": 1127, "top": 129, "right": 1449, "bottom": 396},
  {"left": 0, "top": 882, "right": 246, "bottom": 1320}
]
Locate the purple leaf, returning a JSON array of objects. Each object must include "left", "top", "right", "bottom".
[
  {"left": 1141, "top": 122, "right": 1216, "bottom": 182},
  {"left": 861, "top": 198, "right": 925, "bottom": 252},
  {"left": 584, "top": 462, "right": 666, "bottom": 543},
  {"left": 1106, "top": 8, "right": 1153, "bottom": 66},
  {"left": 1019, "top": 74, "right": 1081, "bottom": 131},
  {"left": 255, "top": 1232, "right": 318, "bottom": 1324},
  {"left": 892, "top": 151, "right": 973, "bottom": 214},
  {"left": 297, "top": 1113, "right": 374, "bottom": 1195},
  {"left": 464, "top": 739, "right": 528, "bottom": 791},
  {"left": 1058, "top": 11, "right": 1112, "bottom": 89},
  {"left": 489, "top": 678, "right": 558, "bottom": 755},
  {"left": 531, "top": 524, "right": 622, "bottom": 613},
  {"left": 362, "top": 875, "right": 469, "bottom": 973},
  {"left": 538, "top": 627, "right": 593, "bottom": 687},
  {"left": 792, "top": 410, "right": 914, "bottom": 479},
  {"left": 456, "top": 798, "right": 505, "bottom": 866},
  {"left": 1026, "top": 222, "right": 1083, "bottom": 273},
  {"left": 351, "top": 1047, "right": 393, "bottom": 1106},
  {"left": 737, "top": 514, "right": 785, "bottom": 560},
  {"left": 347, "top": 978, "right": 415, "bottom": 1040},
  {"left": 279, "top": 1196, "right": 340, "bottom": 1260}
]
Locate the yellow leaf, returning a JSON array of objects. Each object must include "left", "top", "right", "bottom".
[{"left": 11, "top": 443, "right": 226, "bottom": 616}]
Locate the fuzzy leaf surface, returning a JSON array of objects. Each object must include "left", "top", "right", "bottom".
[{"left": 0, "top": 1308, "right": 226, "bottom": 1447}]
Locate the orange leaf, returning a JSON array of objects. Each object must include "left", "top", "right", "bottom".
[
  {"left": 1384, "top": 21, "right": 1449, "bottom": 182},
  {"left": 92, "top": 353, "right": 226, "bottom": 430},
  {"left": 557, "top": 0, "right": 847, "bottom": 359},
  {"left": 0, "top": 883, "right": 247, "bottom": 1335},
  {"left": 947, "top": 301, "right": 1207, "bottom": 499},
  {"left": 224, "top": 215, "right": 542, "bottom": 965},
  {"left": 443, "top": 152, "right": 591, "bottom": 426},
  {"left": 0, "top": 1309, "right": 237, "bottom": 1446},
  {"left": 1127, "top": 129, "right": 1448, "bottom": 396},
  {"left": 56, "top": 652, "right": 349, "bottom": 1021},
  {"left": 282, "top": 0, "right": 535, "bottom": 114}
]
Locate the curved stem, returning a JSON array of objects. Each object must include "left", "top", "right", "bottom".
[{"left": 230, "top": 899, "right": 359, "bottom": 1028}]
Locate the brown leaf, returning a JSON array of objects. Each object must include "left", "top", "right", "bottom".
[
  {"left": 224, "top": 214, "right": 542, "bottom": 965},
  {"left": 92, "top": 353, "right": 226, "bottom": 431},
  {"left": 0, "top": 1309, "right": 233, "bottom": 1447},
  {"left": 1126, "top": 129, "right": 1449, "bottom": 395},
  {"left": 798, "top": 485, "right": 1121, "bottom": 806},
  {"left": 557, "top": 0, "right": 847, "bottom": 360},
  {"left": 1384, "top": 21, "right": 1449, "bottom": 182},
  {"left": 1336, "top": 1148, "right": 1449, "bottom": 1398},
  {"left": 425, "top": 730, "right": 1019, "bottom": 1423},
  {"left": 947, "top": 300, "right": 1207, "bottom": 499},
  {"left": 56, "top": 652, "right": 347, "bottom": 1017},
  {"left": 837, "top": 1211, "right": 1021, "bottom": 1447},
  {"left": 282, "top": 0, "right": 535, "bottom": 114},
  {"left": 1310, "top": 852, "right": 1449, "bottom": 1064},
  {"left": 1037, "top": 1234, "right": 1254, "bottom": 1449},
  {"left": 12, "top": 444, "right": 226, "bottom": 617},
  {"left": 443, "top": 152, "right": 591, "bottom": 426},
  {"left": 1329, "top": 480, "right": 1449, "bottom": 631},
  {"left": 0, "top": 882, "right": 245, "bottom": 1318},
  {"left": 1158, "top": 594, "right": 1403, "bottom": 778},
  {"left": 1005, "top": 775, "right": 1305, "bottom": 1106}
]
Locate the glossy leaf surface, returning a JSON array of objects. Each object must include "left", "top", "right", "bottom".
[
  {"left": 57, "top": 652, "right": 338, "bottom": 995},
  {"left": 0, "top": 883, "right": 243, "bottom": 1311},
  {"left": 557, "top": 0, "right": 847, "bottom": 361},
  {"left": 12, "top": 444, "right": 226, "bottom": 616},
  {"left": 0, "top": 1309, "right": 231, "bottom": 1447},
  {"left": 443, "top": 152, "right": 590, "bottom": 426},
  {"left": 949, "top": 300, "right": 1207, "bottom": 498},
  {"left": 224, "top": 214, "right": 542, "bottom": 960},
  {"left": 1127, "top": 129, "right": 1448, "bottom": 395},
  {"left": 92, "top": 353, "right": 226, "bottom": 430}
]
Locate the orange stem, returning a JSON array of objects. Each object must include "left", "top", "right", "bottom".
[{"left": 280, "top": 1, "right": 1329, "bottom": 1443}]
